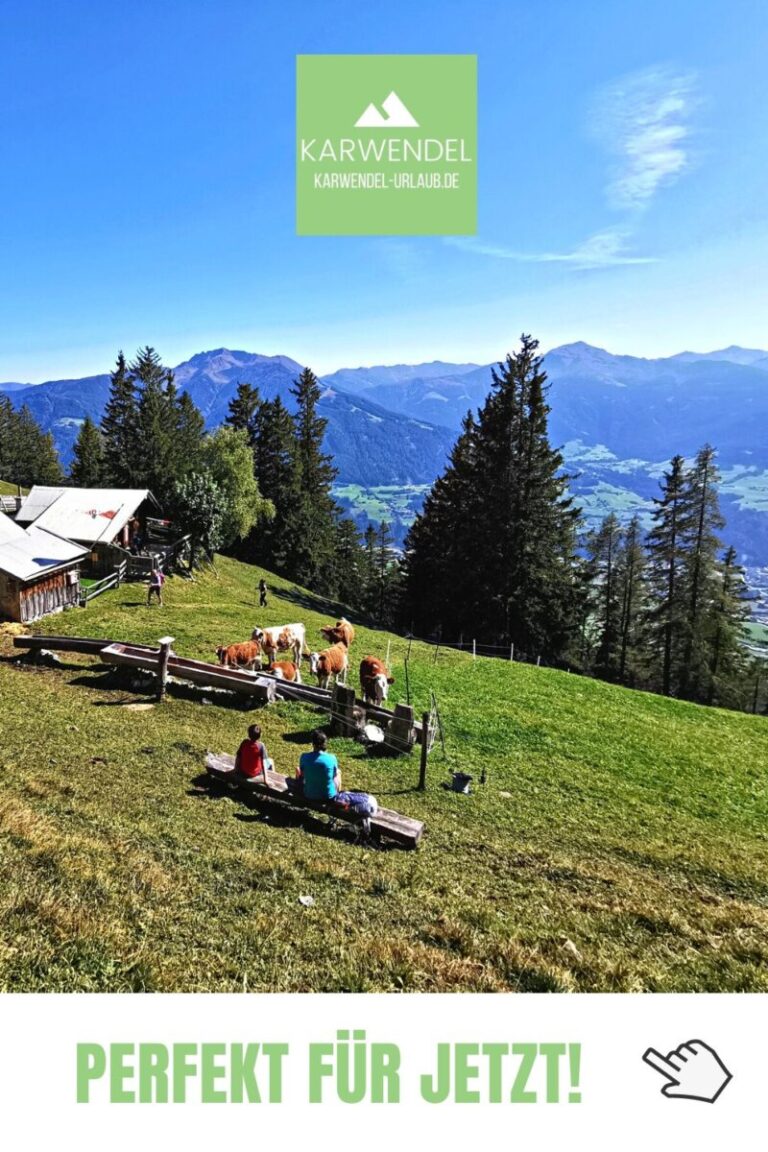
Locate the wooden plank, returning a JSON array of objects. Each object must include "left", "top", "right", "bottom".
[
  {"left": 13, "top": 635, "right": 153, "bottom": 655},
  {"left": 205, "top": 752, "right": 424, "bottom": 847}
]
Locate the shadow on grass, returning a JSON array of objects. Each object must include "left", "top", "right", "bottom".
[
  {"left": 188, "top": 772, "right": 393, "bottom": 850},
  {"left": 64, "top": 667, "right": 262, "bottom": 712},
  {"left": 280, "top": 728, "right": 324, "bottom": 746}
]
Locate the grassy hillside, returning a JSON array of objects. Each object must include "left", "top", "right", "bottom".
[
  {"left": 1, "top": 556, "right": 768, "bottom": 992},
  {"left": 0, "top": 480, "right": 25, "bottom": 496}
]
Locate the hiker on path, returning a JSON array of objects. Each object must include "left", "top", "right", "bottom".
[
  {"left": 147, "top": 565, "right": 165, "bottom": 606},
  {"left": 258, "top": 578, "right": 268, "bottom": 608}
]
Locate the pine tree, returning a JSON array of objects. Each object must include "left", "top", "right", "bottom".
[
  {"left": 70, "top": 416, "right": 105, "bottom": 486},
  {"left": 0, "top": 395, "right": 16, "bottom": 482},
  {"left": 285, "top": 367, "right": 340, "bottom": 591},
  {"left": 706, "top": 545, "right": 750, "bottom": 707},
  {"left": 226, "top": 382, "right": 261, "bottom": 443},
  {"left": 101, "top": 352, "right": 139, "bottom": 486},
  {"left": 244, "top": 396, "right": 299, "bottom": 573},
  {"left": 678, "top": 445, "right": 725, "bottom": 701},
  {"left": 403, "top": 336, "right": 581, "bottom": 661},
  {"left": 646, "top": 455, "right": 691, "bottom": 696},
  {"left": 132, "top": 346, "right": 178, "bottom": 494},
  {"left": 332, "top": 518, "right": 365, "bottom": 609},
  {"left": 401, "top": 411, "right": 483, "bottom": 637},
  {"left": 3, "top": 404, "right": 64, "bottom": 487},
  {"left": 584, "top": 513, "right": 623, "bottom": 680},
  {"left": 615, "top": 514, "right": 648, "bottom": 686},
  {"left": 174, "top": 390, "right": 205, "bottom": 480},
  {"left": 371, "top": 521, "right": 400, "bottom": 625}
]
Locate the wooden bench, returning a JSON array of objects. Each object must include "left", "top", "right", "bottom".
[{"left": 205, "top": 752, "right": 424, "bottom": 850}]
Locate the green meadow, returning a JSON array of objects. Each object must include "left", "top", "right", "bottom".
[{"left": 1, "top": 555, "right": 767, "bottom": 992}]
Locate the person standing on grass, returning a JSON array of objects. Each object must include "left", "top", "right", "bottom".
[
  {"left": 147, "top": 565, "right": 165, "bottom": 606},
  {"left": 258, "top": 578, "right": 268, "bottom": 608},
  {"left": 234, "top": 724, "right": 272, "bottom": 781}
]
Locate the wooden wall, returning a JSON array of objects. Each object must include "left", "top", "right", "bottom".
[{"left": 0, "top": 567, "right": 81, "bottom": 623}]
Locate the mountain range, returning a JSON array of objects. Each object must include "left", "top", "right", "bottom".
[{"left": 3, "top": 342, "right": 768, "bottom": 581}]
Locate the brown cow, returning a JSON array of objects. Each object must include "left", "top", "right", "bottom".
[
  {"left": 309, "top": 641, "right": 348, "bottom": 689},
  {"left": 216, "top": 640, "right": 262, "bottom": 670},
  {"left": 320, "top": 617, "right": 355, "bottom": 647},
  {"left": 359, "top": 655, "right": 395, "bottom": 705},
  {"left": 268, "top": 660, "right": 302, "bottom": 684}
]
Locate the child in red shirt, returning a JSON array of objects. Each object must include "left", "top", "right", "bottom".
[{"left": 234, "top": 724, "right": 271, "bottom": 780}]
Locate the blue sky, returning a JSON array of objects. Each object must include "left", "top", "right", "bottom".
[{"left": 2, "top": 0, "right": 767, "bottom": 381}]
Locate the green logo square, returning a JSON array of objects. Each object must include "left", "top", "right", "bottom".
[{"left": 296, "top": 54, "right": 477, "bottom": 236}]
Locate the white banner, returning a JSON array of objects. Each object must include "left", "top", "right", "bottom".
[{"left": 0, "top": 993, "right": 755, "bottom": 1149}]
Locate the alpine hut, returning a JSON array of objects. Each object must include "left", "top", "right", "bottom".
[{"left": 0, "top": 513, "right": 88, "bottom": 623}]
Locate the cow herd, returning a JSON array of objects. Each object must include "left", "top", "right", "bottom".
[{"left": 214, "top": 617, "right": 395, "bottom": 705}]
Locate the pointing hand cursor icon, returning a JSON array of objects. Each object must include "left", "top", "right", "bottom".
[{"left": 643, "top": 1040, "right": 732, "bottom": 1103}]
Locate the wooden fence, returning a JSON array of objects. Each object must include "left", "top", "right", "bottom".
[{"left": 81, "top": 560, "right": 127, "bottom": 605}]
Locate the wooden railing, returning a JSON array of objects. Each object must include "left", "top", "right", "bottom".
[{"left": 81, "top": 560, "right": 127, "bottom": 604}]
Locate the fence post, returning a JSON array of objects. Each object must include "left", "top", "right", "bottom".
[
  {"left": 459, "top": 632, "right": 463, "bottom": 651},
  {"left": 156, "top": 636, "right": 175, "bottom": 701},
  {"left": 331, "top": 683, "right": 356, "bottom": 737},
  {"left": 536, "top": 655, "right": 541, "bottom": 667},
  {"left": 389, "top": 703, "right": 416, "bottom": 754},
  {"left": 509, "top": 644, "right": 514, "bottom": 662},
  {"left": 472, "top": 639, "right": 476, "bottom": 661},
  {"left": 418, "top": 711, "right": 430, "bottom": 791},
  {"left": 385, "top": 639, "right": 391, "bottom": 669}
]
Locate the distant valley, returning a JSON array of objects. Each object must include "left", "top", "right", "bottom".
[{"left": 3, "top": 342, "right": 768, "bottom": 598}]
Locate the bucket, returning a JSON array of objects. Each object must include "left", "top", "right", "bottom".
[{"left": 450, "top": 771, "right": 473, "bottom": 794}]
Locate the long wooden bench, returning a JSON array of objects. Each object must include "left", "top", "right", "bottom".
[{"left": 205, "top": 752, "right": 424, "bottom": 850}]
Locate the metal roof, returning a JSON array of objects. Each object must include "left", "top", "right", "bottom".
[
  {"left": 26, "top": 487, "right": 155, "bottom": 545},
  {"left": 0, "top": 514, "right": 88, "bottom": 582},
  {"left": 15, "top": 486, "right": 67, "bottom": 523}
]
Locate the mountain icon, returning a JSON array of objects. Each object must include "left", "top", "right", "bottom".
[{"left": 354, "top": 91, "right": 419, "bottom": 128}]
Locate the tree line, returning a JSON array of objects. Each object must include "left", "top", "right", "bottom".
[
  {"left": 1, "top": 338, "right": 761, "bottom": 713},
  {"left": 0, "top": 396, "right": 64, "bottom": 488},
  {"left": 68, "top": 348, "right": 402, "bottom": 617},
  {"left": 400, "top": 335, "right": 759, "bottom": 713}
]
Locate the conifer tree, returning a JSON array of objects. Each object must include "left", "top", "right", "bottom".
[
  {"left": 70, "top": 416, "right": 105, "bottom": 487},
  {"left": 101, "top": 352, "right": 139, "bottom": 486},
  {"left": 372, "top": 521, "right": 400, "bottom": 625},
  {"left": 285, "top": 367, "right": 340, "bottom": 591},
  {"left": 678, "top": 445, "right": 725, "bottom": 701},
  {"left": 615, "top": 514, "right": 648, "bottom": 686},
  {"left": 401, "top": 411, "right": 482, "bottom": 637},
  {"left": 403, "top": 336, "right": 581, "bottom": 661},
  {"left": 244, "top": 396, "right": 299, "bottom": 573},
  {"left": 0, "top": 396, "right": 16, "bottom": 482},
  {"left": 706, "top": 545, "right": 750, "bottom": 707},
  {"left": 584, "top": 513, "right": 622, "bottom": 680},
  {"left": 132, "top": 347, "right": 178, "bottom": 494},
  {"left": 332, "top": 518, "right": 365, "bottom": 609},
  {"left": 226, "top": 382, "right": 261, "bottom": 443},
  {"left": 174, "top": 390, "right": 205, "bottom": 479},
  {"left": 646, "top": 455, "right": 690, "bottom": 696},
  {"left": 2, "top": 404, "right": 64, "bottom": 487}
]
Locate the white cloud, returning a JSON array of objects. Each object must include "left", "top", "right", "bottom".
[
  {"left": 592, "top": 66, "right": 697, "bottom": 210},
  {"left": 445, "top": 228, "right": 657, "bottom": 270}
]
